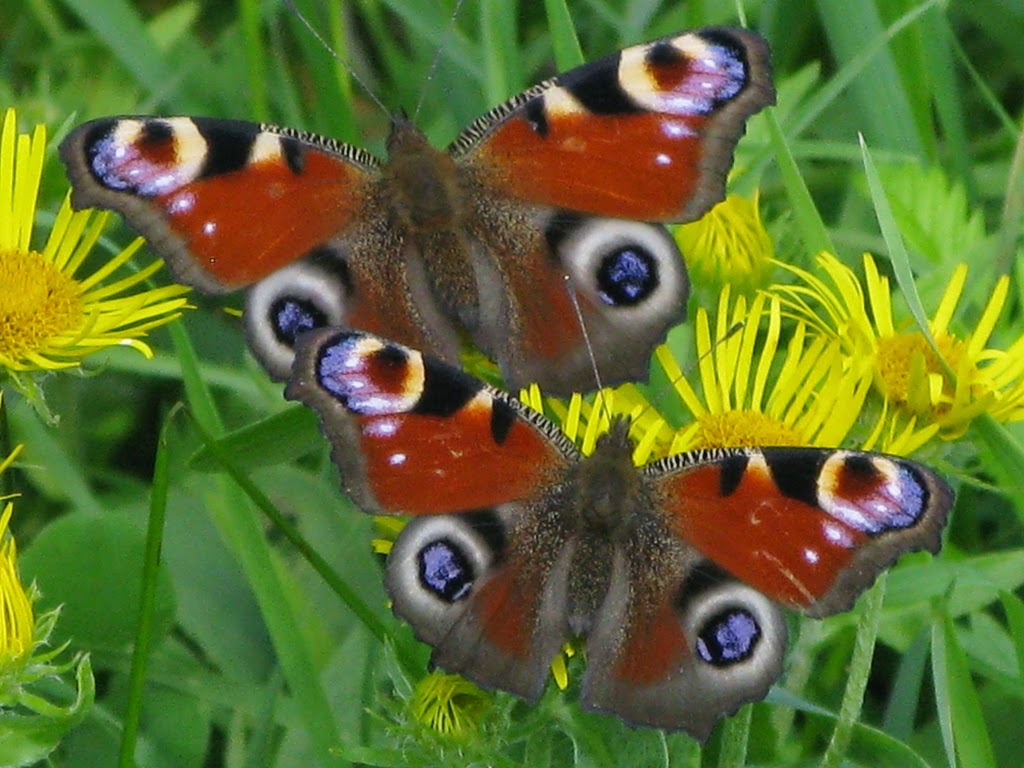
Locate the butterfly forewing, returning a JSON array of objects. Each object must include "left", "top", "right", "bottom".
[
  {"left": 457, "top": 28, "right": 774, "bottom": 221},
  {"left": 650, "top": 447, "right": 951, "bottom": 616},
  {"left": 60, "top": 117, "right": 380, "bottom": 292},
  {"left": 286, "top": 327, "right": 578, "bottom": 515}
]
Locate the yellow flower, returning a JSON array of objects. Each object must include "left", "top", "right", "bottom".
[
  {"left": 409, "top": 671, "right": 491, "bottom": 738},
  {"left": 771, "top": 252, "right": 1024, "bottom": 445},
  {"left": 674, "top": 193, "right": 775, "bottom": 297},
  {"left": 0, "top": 108, "right": 190, "bottom": 374},
  {"left": 371, "top": 516, "right": 405, "bottom": 555},
  {"left": 653, "top": 285, "right": 873, "bottom": 455},
  {"left": 0, "top": 499, "right": 95, "bottom": 760},
  {"left": 0, "top": 502, "right": 33, "bottom": 664}
]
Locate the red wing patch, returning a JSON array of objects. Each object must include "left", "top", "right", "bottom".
[
  {"left": 471, "top": 560, "right": 542, "bottom": 659},
  {"left": 612, "top": 597, "right": 691, "bottom": 683},
  {"left": 354, "top": 405, "right": 567, "bottom": 515},
  {"left": 478, "top": 111, "right": 708, "bottom": 220}
]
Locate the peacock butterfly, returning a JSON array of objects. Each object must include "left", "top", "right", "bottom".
[
  {"left": 58, "top": 27, "right": 774, "bottom": 395},
  {"left": 285, "top": 328, "right": 953, "bottom": 740}
]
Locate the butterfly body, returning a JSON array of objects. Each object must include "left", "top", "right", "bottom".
[
  {"left": 60, "top": 27, "right": 774, "bottom": 394},
  {"left": 286, "top": 329, "right": 953, "bottom": 739}
]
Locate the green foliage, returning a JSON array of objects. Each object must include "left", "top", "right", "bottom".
[{"left": 2, "top": 0, "right": 1023, "bottom": 766}]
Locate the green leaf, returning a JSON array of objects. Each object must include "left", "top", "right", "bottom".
[
  {"left": 118, "top": 410, "right": 175, "bottom": 767},
  {"left": 1000, "top": 590, "right": 1024, "bottom": 682},
  {"left": 860, "top": 135, "right": 950, "bottom": 374},
  {"left": 20, "top": 514, "right": 175, "bottom": 651},
  {"left": 767, "top": 109, "right": 835, "bottom": 255},
  {"left": 544, "top": 0, "right": 584, "bottom": 70},
  {"left": 187, "top": 405, "right": 321, "bottom": 472},
  {"left": 58, "top": 0, "right": 174, "bottom": 93},
  {"left": 874, "top": 164, "right": 988, "bottom": 271},
  {"left": 171, "top": 324, "right": 346, "bottom": 767},
  {"left": 932, "top": 613, "right": 997, "bottom": 768},
  {"left": 0, "top": 655, "right": 94, "bottom": 767}
]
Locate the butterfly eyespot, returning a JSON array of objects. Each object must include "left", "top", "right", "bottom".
[
  {"left": 694, "top": 607, "right": 761, "bottom": 667},
  {"left": 418, "top": 538, "right": 476, "bottom": 602},
  {"left": 244, "top": 251, "right": 350, "bottom": 379},
  {"left": 270, "top": 297, "right": 327, "bottom": 344},
  {"left": 386, "top": 513, "right": 507, "bottom": 647},
  {"left": 595, "top": 245, "right": 658, "bottom": 306},
  {"left": 552, "top": 217, "right": 687, "bottom": 316}
]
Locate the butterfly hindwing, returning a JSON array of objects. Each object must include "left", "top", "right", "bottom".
[
  {"left": 466, "top": 208, "right": 690, "bottom": 392},
  {"left": 584, "top": 554, "right": 787, "bottom": 739},
  {"left": 387, "top": 505, "right": 576, "bottom": 701}
]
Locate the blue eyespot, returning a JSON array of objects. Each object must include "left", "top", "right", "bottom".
[
  {"left": 271, "top": 298, "right": 326, "bottom": 344},
  {"left": 597, "top": 247, "right": 658, "bottom": 306},
  {"left": 696, "top": 608, "right": 760, "bottom": 666},
  {"left": 418, "top": 539, "right": 474, "bottom": 602}
]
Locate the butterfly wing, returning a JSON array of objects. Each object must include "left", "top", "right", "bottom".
[
  {"left": 285, "top": 328, "right": 579, "bottom": 515},
  {"left": 581, "top": 444, "right": 950, "bottom": 738},
  {"left": 386, "top": 503, "right": 576, "bottom": 700},
  {"left": 287, "top": 329, "right": 582, "bottom": 697},
  {"left": 651, "top": 447, "right": 953, "bottom": 617},
  {"left": 59, "top": 117, "right": 380, "bottom": 292},
  {"left": 583, "top": 549, "right": 787, "bottom": 740},
  {"left": 452, "top": 27, "right": 774, "bottom": 223},
  {"left": 466, "top": 206, "right": 689, "bottom": 391}
]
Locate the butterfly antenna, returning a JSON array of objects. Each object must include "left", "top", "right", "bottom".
[
  {"left": 411, "top": 0, "right": 470, "bottom": 123},
  {"left": 282, "top": 0, "right": 392, "bottom": 120},
  {"left": 566, "top": 275, "right": 606, "bottom": 396}
]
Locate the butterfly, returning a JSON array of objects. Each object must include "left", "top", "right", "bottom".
[
  {"left": 58, "top": 26, "right": 774, "bottom": 396},
  {"left": 285, "top": 328, "right": 953, "bottom": 740}
]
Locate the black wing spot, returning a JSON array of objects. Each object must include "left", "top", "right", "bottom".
[
  {"left": 490, "top": 399, "right": 517, "bottom": 445},
  {"left": 596, "top": 245, "right": 659, "bottom": 306},
  {"left": 524, "top": 98, "right": 549, "bottom": 137},
  {"left": 414, "top": 357, "right": 482, "bottom": 417},
  {"left": 418, "top": 539, "right": 475, "bottom": 602},
  {"left": 269, "top": 298, "right": 327, "bottom": 345},
  {"left": 305, "top": 244, "right": 354, "bottom": 295},
  {"left": 139, "top": 120, "right": 174, "bottom": 146},
  {"left": 768, "top": 451, "right": 825, "bottom": 508},
  {"left": 558, "top": 52, "right": 641, "bottom": 115},
  {"left": 718, "top": 454, "right": 749, "bottom": 497},
  {"left": 646, "top": 39, "right": 684, "bottom": 68},
  {"left": 195, "top": 118, "right": 258, "bottom": 178},
  {"left": 281, "top": 136, "right": 306, "bottom": 175}
]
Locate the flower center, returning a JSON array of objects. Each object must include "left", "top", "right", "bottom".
[
  {"left": 875, "top": 331, "right": 963, "bottom": 406},
  {"left": 692, "top": 410, "right": 802, "bottom": 449},
  {"left": 0, "top": 248, "right": 83, "bottom": 361},
  {"left": 409, "top": 672, "right": 489, "bottom": 737}
]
